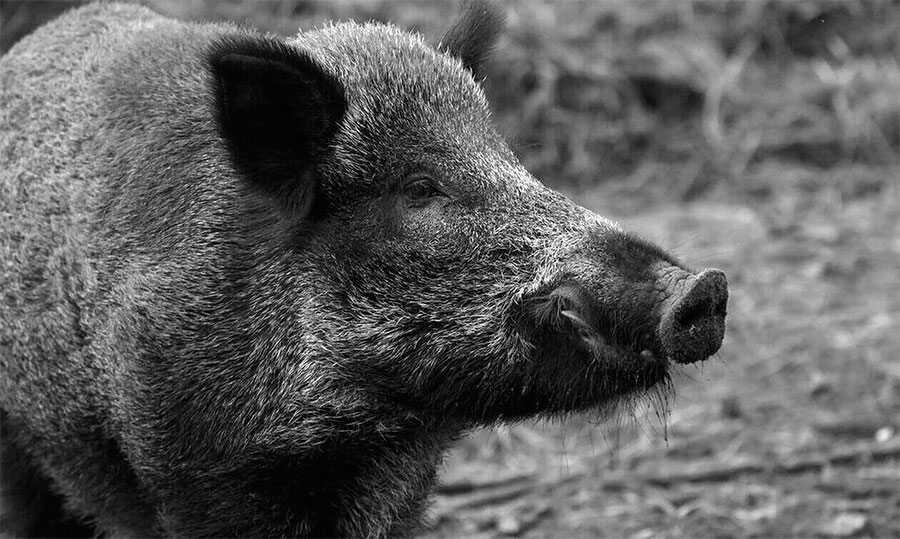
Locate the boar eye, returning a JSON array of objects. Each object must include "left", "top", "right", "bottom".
[{"left": 403, "top": 174, "right": 444, "bottom": 205}]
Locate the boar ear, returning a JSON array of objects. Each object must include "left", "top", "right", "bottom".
[
  {"left": 209, "top": 36, "right": 346, "bottom": 217},
  {"left": 439, "top": 0, "right": 505, "bottom": 79}
]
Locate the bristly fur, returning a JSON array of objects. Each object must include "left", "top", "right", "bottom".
[{"left": 0, "top": 2, "right": 724, "bottom": 538}]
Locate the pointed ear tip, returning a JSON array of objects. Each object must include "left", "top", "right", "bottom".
[
  {"left": 208, "top": 35, "right": 346, "bottom": 103},
  {"left": 472, "top": 1, "right": 506, "bottom": 25},
  {"left": 440, "top": 0, "right": 506, "bottom": 75},
  {"left": 474, "top": 0, "right": 506, "bottom": 22},
  {"left": 458, "top": 0, "right": 506, "bottom": 37}
]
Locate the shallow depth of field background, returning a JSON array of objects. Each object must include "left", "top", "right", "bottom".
[{"left": 2, "top": 1, "right": 899, "bottom": 537}]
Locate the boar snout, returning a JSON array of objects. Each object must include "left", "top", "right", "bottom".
[
  {"left": 524, "top": 250, "right": 728, "bottom": 373},
  {"left": 659, "top": 268, "right": 728, "bottom": 364}
]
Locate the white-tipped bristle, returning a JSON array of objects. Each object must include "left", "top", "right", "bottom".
[{"left": 560, "top": 309, "right": 590, "bottom": 330}]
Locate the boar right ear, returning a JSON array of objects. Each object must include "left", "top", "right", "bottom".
[
  {"left": 439, "top": 0, "right": 505, "bottom": 79},
  {"left": 209, "top": 36, "right": 346, "bottom": 216}
]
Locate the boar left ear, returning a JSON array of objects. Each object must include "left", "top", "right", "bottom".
[
  {"left": 439, "top": 0, "right": 505, "bottom": 79},
  {"left": 209, "top": 36, "right": 346, "bottom": 217}
]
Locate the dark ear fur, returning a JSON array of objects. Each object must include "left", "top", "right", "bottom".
[
  {"left": 439, "top": 0, "right": 505, "bottom": 78},
  {"left": 209, "top": 36, "right": 346, "bottom": 217}
]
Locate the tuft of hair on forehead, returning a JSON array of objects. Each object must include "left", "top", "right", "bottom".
[{"left": 438, "top": 0, "right": 505, "bottom": 79}]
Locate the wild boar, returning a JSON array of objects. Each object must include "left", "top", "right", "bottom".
[{"left": 0, "top": 2, "right": 727, "bottom": 537}]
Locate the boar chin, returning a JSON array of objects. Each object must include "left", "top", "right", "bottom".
[{"left": 525, "top": 327, "right": 672, "bottom": 413}]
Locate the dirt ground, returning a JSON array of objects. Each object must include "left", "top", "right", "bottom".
[{"left": 2, "top": 1, "right": 898, "bottom": 537}]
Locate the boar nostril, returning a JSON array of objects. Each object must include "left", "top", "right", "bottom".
[
  {"left": 714, "top": 297, "right": 728, "bottom": 318},
  {"left": 674, "top": 291, "right": 727, "bottom": 330},
  {"left": 675, "top": 301, "right": 708, "bottom": 330},
  {"left": 659, "top": 268, "right": 728, "bottom": 364}
]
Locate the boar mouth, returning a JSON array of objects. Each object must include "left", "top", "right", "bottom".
[
  {"left": 558, "top": 308, "right": 665, "bottom": 368},
  {"left": 524, "top": 281, "right": 669, "bottom": 385}
]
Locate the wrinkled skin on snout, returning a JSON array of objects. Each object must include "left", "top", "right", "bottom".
[{"left": 0, "top": 2, "right": 727, "bottom": 537}]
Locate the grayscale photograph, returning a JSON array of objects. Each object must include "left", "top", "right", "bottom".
[{"left": 1, "top": 1, "right": 897, "bottom": 537}]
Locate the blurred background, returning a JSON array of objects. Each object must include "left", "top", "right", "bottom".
[{"left": 2, "top": 1, "right": 898, "bottom": 537}]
